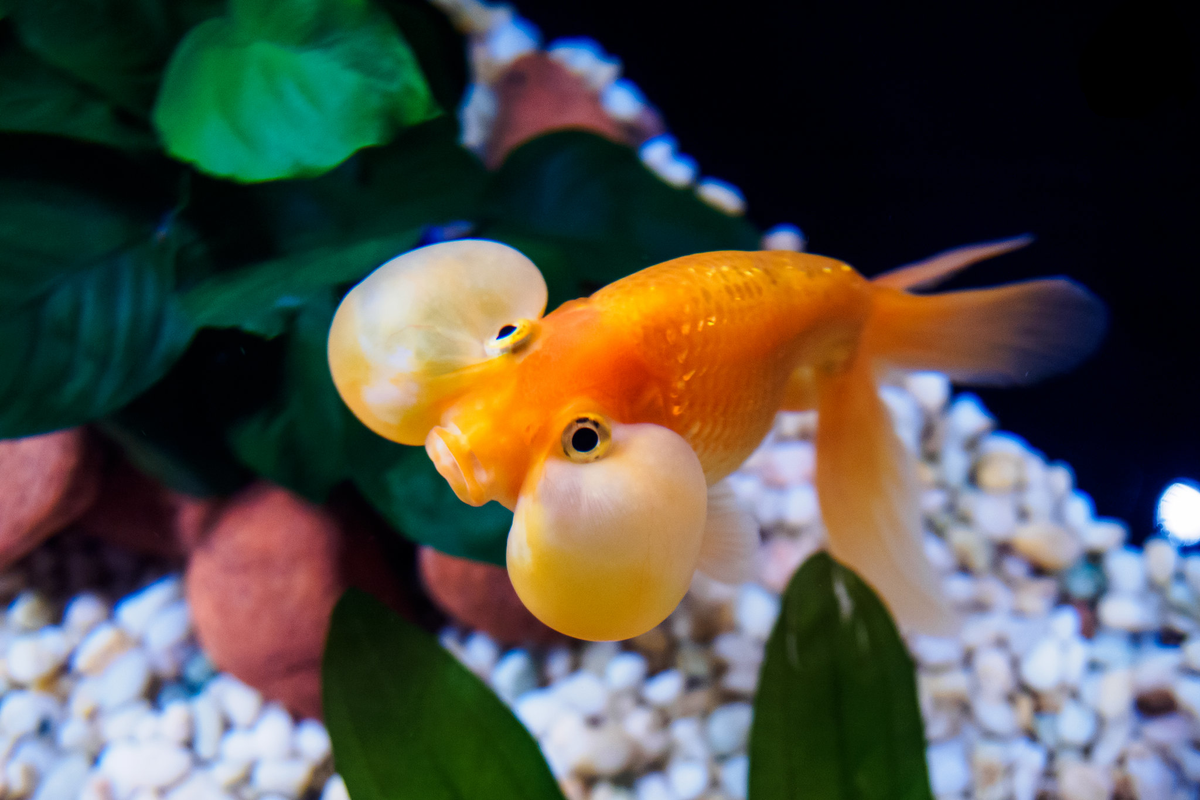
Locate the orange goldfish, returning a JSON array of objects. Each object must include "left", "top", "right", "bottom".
[{"left": 328, "top": 237, "right": 1104, "bottom": 641}]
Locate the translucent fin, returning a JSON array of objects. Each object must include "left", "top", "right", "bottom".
[
  {"left": 695, "top": 481, "right": 759, "bottom": 584},
  {"left": 816, "top": 355, "right": 954, "bottom": 634},
  {"left": 864, "top": 279, "right": 1106, "bottom": 385},
  {"left": 328, "top": 240, "right": 547, "bottom": 445},
  {"left": 507, "top": 423, "right": 709, "bottom": 642},
  {"left": 872, "top": 234, "right": 1034, "bottom": 291}
]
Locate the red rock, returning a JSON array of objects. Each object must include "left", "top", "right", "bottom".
[
  {"left": 186, "top": 483, "right": 404, "bottom": 719},
  {"left": 0, "top": 429, "right": 99, "bottom": 570},
  {"left": 485, "top": 53, "right": 626, "bottom": 168},
  {"left": 76, "top": 456, "right": 220, "bottom": 561},
  {"left": 419, "top": 546, "right": 562, "bottom": 645}
]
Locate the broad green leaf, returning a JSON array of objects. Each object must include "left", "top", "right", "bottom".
[
  {"left": 227, "top": 294, "right": 350, "bottom": 501},
  {"left": 0, "top": 231, "right": 196, "bottom": 438},
  {"left": 153, "top": 0, "right": 440, "bottom": 182},
  {"left": 182, "top": 233, "right": 421, "bottom": 338},
  {"left": 0, "top": 35, "right": 157, "bottom": 149},
  {"left": 377, "top": 0, "right": 469, "bottom": 113},
  {"left": 324, "top": 589, "right": 566, "bottom": 800},
  {"left": 349, "top": 425, "right": 512, "bottom": 566},
  {"left": 0, "top": 180, "right": 151, "bottom": 309},
  {"left": 750, "top": 552, "right": 934, "bottom": 800},
  {"left": 478, "top": 131, "right": 761, "bottom": 307},
  {"left": 8, "top": 0, "right": 192, "bottom": 114}
]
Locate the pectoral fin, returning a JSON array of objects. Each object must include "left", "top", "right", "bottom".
[{"left": 695, "top": 481, "right": 759, "bottom": 585}]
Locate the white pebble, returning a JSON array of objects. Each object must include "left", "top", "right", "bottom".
[
  {"left": 623, "top": 706, "right": 670, "bottom": 761},
  {"left": 642, "top": 670, "right": 684, "bottom": 708},
  {"left": 544, "top": 646, "right": 573, "bottom": 683},
  {"left": 294, "top": 719, "right": 331, "bottom": 764},
  {"left": 1019, "top": 637, "right": 1062, "bottom": 692},
  {"left": 1097, "top": 593, "right": 1155, "bottom": 631},
  {"left": 1050, "top": 605, "right": 1082, "bottom": 640},
  {"left": 96, "top": 649, "right": 151, "bottom": 711},
  {"left": 1184, "top": 638, "right": 1200, "bottom": 672},
  {"left": 711, "top": 632, "right": 762, "bottom": 668},
  {"left": 905, "top": 372, "right": 950, "bottom": 414},
  {"left": 460, "top": 631, "right": 499, "bottom": 677},
  {"left": 760, "top": 223, "right": 806, "bottom": 253},
  {"left": 1080, "top": 519, "right": 1126, "bottom": 553},
  {"left": 212, "top": 675, "right": 263, "bottom": 728},
  {"left": 910, "top": 635, "right": 963, "bottom": 669},
  {"left": 209, "top": 758, "right": 250, "bottom": 789},
  {"left": 781, "top": 484, "right": 819, "bottom": 528},
  {"left": 163, "top": 771, "right": 228, "bottom": 800},
  {"left": 581, "top": 722, "right": 633, "bottom": 778},
  {"left": 542, "top": 711, "right": 589, "bottom": 777},
  {"left": 649, "top": 154, "right": 698, "bottom": 189},
  {"left": 1104, "top": 547, "right": 1146, "bottom": 593},
  {"left": 706, "top": 702, "right": 752, "bottom": 756},
  {"left": 1144, "top": 538, "right": 1178, "bottom": 585},
  {"left": 666, "top": 759, "right": 709, "bottom": 800},
  {"left": 669, "top": 717, "right": 709, "bottom": 761},
  {"left": 735, "top": 585, "right": 780, "bottom": 640},
  {"left": 1010, "top": 739, "right": 1047, "bottom": 800},
  {"left": 7, "top": 628, "right": 69, "bottom": 684},
  {"left": 1125, "top": 750, "right": 1175, "bottom": 800},
  {"left": 114, "top": 576, "right": 182, "bottom": 639},
  {"left": 763, "top": 441, "right": 815, "bottom": 487},
  {"left": 5, "top": 762, "right": 37, "bottom": 799},
  {"left": 695, "top": 178, "right": 746, "bottom": 216},
  {"left": 99, "top": 740, "right": 192, "bottom": 792},
  {"left": 972, "top": 696, "right": 1017, "bottom": 735},
  {"left": 491, "top": 649, "right": 537, "bottom": 705},
  {"left": 605, "top": 651, "right": 648, "bottom": 692},
  {"left": 926, "top": 739, "right": 971, "bottom": 796},
  {"left": 719, "top": 755, "right": 749, "bottom": 800},
  {"left": 600, "top": 79, "right": 646, "bottom": 122},
  {"left": 71, "top": 623, "right": 133, "bottom": 676},
  {"left": 556, "top": 670, "right": 608, "bottom": 717},
  {"left": 8, "top": 591, "right": 54, "bottom": 630},
  {"left": 32, "top": 754, "right": 91, "bottom": 800},
  {"left": 191, "top": 691, "right": 224, "bottom": 761},
  {"left": 144, "top": 600, "right": 191, "bottom": 657},
  {"left": 220, "top": 727, "right": 258, "bottom": 763},
  {"left": 0, "top": 690, "right": 60, "bottom": 738},
  {"left": 251, "top": 703, "right": 294, "bottom": 761},
  {"left": 546, "top": 38, "right": 620, "bottom": 92},
  {"left": 514, "top": 689, "right": 564, "bottom": 737},
  {"left": 63, "top": 594, "right": 109, "bottom": 637},
  {"left": 973, "top": 492, "right": 1018, "bottom": 539},
  {"left": 1173, "top": 675, "right": 1200, "bottom": 718},
  {"left": 159, "top": 700, "right": 192, "bottom": 745},
  {"left": 947, "top": 394, "right": 994, "bottom": 440},
  {"left": 57, "top": 716, "right": 101, "bottom": 754},
  {"left": 251, "top": 759, "right": 313, "bottom": 798},
  {"left": 972, "top": 647, "right": 1014, "bottom": 698},
  {"left": 1095, "top": 668, "right": 1134, "bottom": 719},
  {"left": 1062, "top": 490, "right": 1095, "bottom": 530},
  {"left": 321, "top": 774, "right": 349, "bottom": 800},
  {"left": 1056, "top": 699, "right": 1098, "bottom": 746},
  {"left": 635, "top": 772, "right": 677, "bottom": 800},
  {"left": 99, "top": 699, "right": 152, "bottom": 742}
]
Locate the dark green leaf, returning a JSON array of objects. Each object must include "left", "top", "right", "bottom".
[
  {"left": 0, "top": 38, "right": 157, "bottom": 150},
  {"left": 227, "top": 294, "right": 350, "bottom": 501},
  {"left": 349, "top": 425, "right": 512, "bottom": 566},
  {"left": 0, "top": 231, "right": 196, "bottom": 438},
  {"left": 750, "top": 552, "right": 934, "bottom": 800},
  {"left": 478, "top": 131, "right": 761, "bottom": 308},
  {"left": 153, "top": 0, "right": 440, "bottom": 182},
  {"left": 377, "top": 0, "right": 469, "bottom": 113},
  {"left": 9, "top": 0, "right": 187, "bottom": 114},
  {"left": 182, "top": 233, "right": 422, "bottom": 338},
  {"left": 324, "top": 589, "right": 566, "bottom": 800}
]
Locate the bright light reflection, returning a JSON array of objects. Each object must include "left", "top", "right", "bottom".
[{"left": 1158, "top": 480, "right": 1200, "bottom": 545}]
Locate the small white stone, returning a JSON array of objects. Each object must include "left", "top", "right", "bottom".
[
  {"left": 1144, "top": 538, "right": 1178, "bottom": 586},
  {"left": 99, "top": 740, "right": 192, "bottom": 792},
  {"left": 556, "top": 671, "right": 608, "bottom": 717},
  {"left": 946, "top": 394, "right": 995, "bottom": 440},
  {"left": 489, "top": 649, "right": 536, "bottom": 706},
  {"left": 96, "top": 648, "right": 151, "bottom": 711},
  {"left": 251, "top": 703, "right": 294, "bottom": 761},
  {"left": 1056, "top": 699, "right": 1098, "bottom": 746},
  {"left": 1184, "top": 638, "right": 1200, "bottom": 672},
  {"left": 760, "top": 223, "right": 806, "bottom": 253},
  {"left": 460, "top": 631, "right": 499, "bottom": 677},
  {"left": 1010, "top": 522, "right": 1082, "bottom": 570},
  {"left": 294, "top": 719, "right": 331, "bottom": 764},
  {"left": 666, "top": 758, "right": 709, "bottom": 800},
  {"left": 642, "top": 670, "right": 684, "bottom": 708},
  {"left": 581, "top": 641, "right": 620, "bottom": 676},
  {"left": 711, "top": 632, "right": 763, "bottom": 668},
  {"left": 1057, "top": 761, "right": 1111, "bottom": 800},
  {"left": 251, "top": 758, "right": 313, "bottom": 798},
  {"left": 1050, "top": 605, "right": 1082, "bottom": 640},
  {"left": 649, "top": 154, "right": 699, "bottom": 189},
  {"left": 924, "top": 532, "right": 956, "bottom": 573},
  {"left": 973, "top": 493, "right": 1018, "bottom": 539},
  {"left": 114, "top": 576, "right": 182, "bottom": 639},
  {"left": 623, "top": 705, "right": 669, "bottom": 761},
  {"left": 695, "top": 179, "right": 746, "bottom": 216},
  {"left": 33, "top": 754, "right": 92, "bottom": 800},
  {"left": 544, "top": 646, "right": 573, "bottom": 683},
  {"left": 144, "top": 600, "right": 191, "bottom": 657},
  {"left": 581, "top": 722, "right": 634, "bottom": 778},
  {"left": 209, "top": 758, "right": 250, "bottom": 789},
  {"left": 1094, "top": 668, "right": 1134, "bottom": 719},
  {"left": 1134, "top": 648, "right": 1183, "bottom": 692},
  {"left": 706, "top": 702, "right": 752, "bottom": 756},
  {"left": 321, "top": 774, "right": 349, "bottom": 800},
  {"left": 5, "top": 762, "right": 37, "bottom": 799},
  {"left": 71, "top": 623, "right": 133, "bottom": 676},
  {"left": 1080, "top": 519, "right": 1126, "bottom": 553},
  {"left": 1184, "top": 556, "right": 1200, "bottom": 594},
  {"left": 922, "top": 669, "right": 970, "bottom": 703},
  {"left": 592, "top": 783, "right": 637, "bottom": 800},
  {"left": 722, "top": 664, "right": 760, "bottom": 695},
  {"left": 164, "top": 771, "right": 233, "bottom": 800},
  {"left": 1173, "top": 675, "right": 1200, "bottom": 718},
  {"left": 972, "top": 647, "right": 1014, "bottom": 698},
  {"left": 669, "top": 717, "right": 709, "bottom": 761},
  {"left": 1020, "top": 637, "right": 1062, "bottom": 692},
  {"left": 546, "top": 38, "right": 620, "bottom": 92},
  {"left": 1062, "top": 490, "right": 1096, "bottom": 530},
  {"left": 905, "top": 372, "right": 950, "bottom": 414},
  {"left": 159, "top": 700, "right": 192, "bottom": 745},
  {"left": 719, "top": 755, "right": 749, "bottom": 800},
  {"left": 7, "top": 627, "right": 69, "bottom": 685},
  {"left": 880, "top": 386, "right": 922, "bottom": 454},
  {"left": 634, "top": 772, "right": 676, "bottom": 800},
  {"left": 926, "top": 739, "right": 971, "bottom": 796},
  {"left": 191, "top": 692, "right": 224, "bottom": 761},
  {"left": 910, "top": 635, "right": 963, "bottom": 669},
  {"left": 972, "top": 696, "right": 1018, "bottom": 735},
  {"left": 600, "top": 79, "right": 645, "bottom": 122},
  {"left": 1104, "top": 547, "right": 1147, "bottom": 593},
  {"left": 542, "top": 711, "right": 589, "bottom": 777},
  {"left": 1097, "top": 593, "right": 1155, "bottom": 631},
  {"left": 0, "top": 690, "right": 60, "bottom": 738},
  {"left": 1125, "top": 750, "right": 1175, "bottom": 800},
  {"left": 57, "top": 716, "right": 101, "bottom": 754},
  {"left": 1010, "top": 739, "right": 1047, "bottom": 800},
  {"left": 735, "top": 585, "right": 779, "bottom": 640},
  {"left": 475, "top": 17, "right": 539, "bottom": 81},
  {"left": 211, "top": 675, "right": 263, "bottom": 728},
  {"left": 8, "top": 591, "right": 54, "bottom": 630},
  {"left": 514, "top": 689, "right": 564, "bottom": 737},
  {"left": 605, "top": 651, "right": 648, "bottom": 692},
  {"left": 780, "top": 484, "right": 819, "bottom": 528},
  {"left": 134, "top": 711, "right": 160, "bottom": 742},
  {"left": 63, "top": 594, "right": 109, "bottom": 637},
  {"left": 1061, "top": 637, "right": 1088, "bottom": 687}
]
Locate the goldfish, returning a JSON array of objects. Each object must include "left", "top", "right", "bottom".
[{"left": 328, "top": 236, "right": 1104, "bottom": 641}]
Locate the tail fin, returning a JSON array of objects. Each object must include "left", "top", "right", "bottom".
[
  {"left": 815, "top": 242, "right": 1105, "bottom": 632},
  {"left": 872, "top": 234, "right": 1034, "bottom": 292}
]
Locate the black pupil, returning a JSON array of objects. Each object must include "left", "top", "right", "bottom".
[
  {"left": 497, "top": 324, "right": 517, "bottom": 338},
  {"left": 571, "top": 425, "right": 599, "bottom": 453}
]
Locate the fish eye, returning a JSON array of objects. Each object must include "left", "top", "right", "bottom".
[
  {"left": 485, "top": 318, "right": 535, "bottom": 356},
  {"left": 562, "top": 415, "right": 612, "bottom": 463}
]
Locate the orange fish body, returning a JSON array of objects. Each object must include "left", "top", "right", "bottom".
[{"left": 329, "top": 238, "right": 1104, "bottom": 641}]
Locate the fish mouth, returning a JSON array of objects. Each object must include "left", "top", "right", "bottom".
[{"left": 426, "top": 424, "right": 492, "bottom": 506}]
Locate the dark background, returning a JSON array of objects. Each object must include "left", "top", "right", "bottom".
[{"left": 515, "top": 0, "right": 1199, "bottom": 543}]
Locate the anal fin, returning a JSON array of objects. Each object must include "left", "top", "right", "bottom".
[{"left": 695, "top": 481, "right": 759, "bottom": 585}]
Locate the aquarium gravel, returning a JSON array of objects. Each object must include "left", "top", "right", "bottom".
[{"left": 0, "top": 374, "right": 1195, "bottom": 799}]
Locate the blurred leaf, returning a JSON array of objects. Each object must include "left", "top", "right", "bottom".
[
  {"left": 750, "top": 552, "right": 933, "bottom": 800},
  {"left": 378, "top": 0, "right": 469, "bottom": 114},
  {"left": 478, "top": 131, "right": 761, "bottom": 307},
  {"left": 153, "top": 0, "right": 440, "bottom": 182},
  {"left": 182, "top": 233, "right": 421, "bottom": 338},
  {"left": 324, "top": 589, "right": 566, "bottom": 800},
  {"left": 8, "top": 0, "right": 194, "bottom": 114},
  {"left": 0, "top": 34, "right": 157, "bottom": 149},
  {"left": 0, "top": 229, "right": 196, "bottom": 438},
  {"left": 349, "top": 426, "right": 512, "bottom": 566},
  {"left": 227, "top": 293, "right": 350, "bottom": 501}
]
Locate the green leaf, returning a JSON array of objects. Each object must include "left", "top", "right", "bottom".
[
  {"left": 324, "top": 589, "right": 566, "bottom": 800},
  {"left": 153, "top": 0, "right": 440, "bottom": 182},
  {"left": 349, "top": 426, "right": 512, "bottom": 566},
  {"left": 182, "top": 233, "right": 421, "bottom": 338},
  {"left": 227, "top": 293, "right": 350, "bottom": 501},
  {"left": 377, "top": 0, "right": 469, "bottom": 114},
  {"left": 750, "top": 552, "right": 934, "bottom": 800},
  {"left": 0, "top": 230, "right": 196, "bottom": 438},
  {"left": 0, "top": 41, "right": 158, "bottom": 150},
  {"left": 478, "top": 131, "right": 761, "bottom": 308}
]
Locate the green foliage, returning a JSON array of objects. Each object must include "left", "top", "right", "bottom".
[
  {"left": 750, "top": 552, "right": 934, "bottom": 800},
  {"left": 152, "top": 0, "right": 440, "bottom": 181},
  {"left": 324, "top": 590, "right": 567, "bottom": 800}
]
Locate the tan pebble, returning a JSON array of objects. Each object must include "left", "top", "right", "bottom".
[
  {"left": 947, "top": 526, "right": 992, "bottom": 573},
  {"left": 1057, "top": 760, "right": 1113, "bottom": 800},
  {"left": 1010, "top": 521, "right": 1083, "bottom": 571},
  {"left": 974, "top": 451, "right": 1025, "bottom": 493}
]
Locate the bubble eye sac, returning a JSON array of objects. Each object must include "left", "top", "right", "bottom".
[
  {"left": 484, "top": 319, "right": 535, "bottom": 357},
  {"left": 562, "top": 416, "right": 612, "bottom": 462}
]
